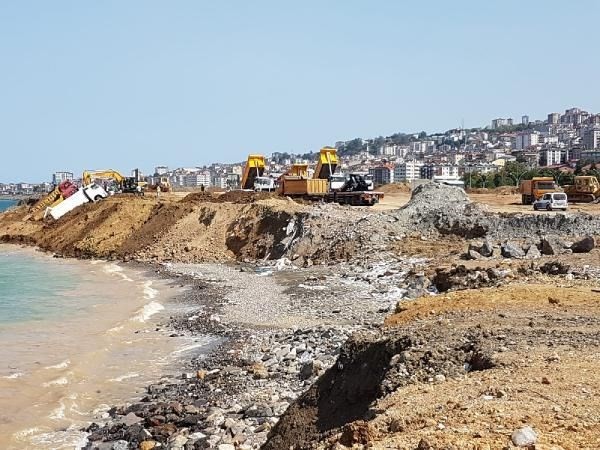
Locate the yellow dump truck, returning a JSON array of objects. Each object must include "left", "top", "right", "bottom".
[
  {"left": 277, "top": 147, "right": 383, "bottom": 206},
  {"left": 519, "top": 177, "right": 560, "bottom": 204}
]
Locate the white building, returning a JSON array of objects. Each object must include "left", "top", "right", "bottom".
[
  {"left": 394, "top": 161, "right": 424, "bottom": 182},
  {"left": 183, "top": 171, "right": 212, "bottom": 187},
  {"left": 155, "top": 166, "right": 169, "bottom": 176},
  {"left": 540, "top": 149, "right": 563, "bottom": 167},
  {"left": 515, "top": 131, "right": 540, "bottom": 150},
  {"left": 583, "top": 127, "right": 600, "bottom": 150},
  {"left": 52, "top": 171, "right": 74, "bottom": 185}
]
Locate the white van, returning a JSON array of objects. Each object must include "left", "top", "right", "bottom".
[{"left": 533, "top": 192, "right": 568, "bottom": 211}]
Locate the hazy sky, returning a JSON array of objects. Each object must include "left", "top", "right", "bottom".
[{"left": 1, "top": 1, "right": 599, "bottom": 182}]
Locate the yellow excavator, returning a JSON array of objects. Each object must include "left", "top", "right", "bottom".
[{"left": 82, "top": 169, "right": 146, "bottom": 194}]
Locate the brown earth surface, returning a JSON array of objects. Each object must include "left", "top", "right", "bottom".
[
  {"left": 265, "top": 281, "right": 600, "bottom": 450},
  {"left": 3, "top": 186, "right": 600, "bottom": 449}
]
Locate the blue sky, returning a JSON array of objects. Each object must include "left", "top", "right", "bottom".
[{"left": 1, "top": 1, "right": 598, "bottom": 182}]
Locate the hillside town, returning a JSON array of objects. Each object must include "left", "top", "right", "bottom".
[{"left": 2, "top": 106, "right": 600, "bottom": 196}]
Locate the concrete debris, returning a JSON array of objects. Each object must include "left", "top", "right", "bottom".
[{"left": 511, "top": 425, "right": 538, "bottom": 447}]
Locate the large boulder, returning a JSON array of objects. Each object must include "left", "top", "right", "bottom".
[
  {"left": 525, "top": 244, "right": 541, "bottom": 259},
  {"left": 479, "top": 239, "right": 495, "bottom": 257},
  {"left": 570, "top": 235, "right": 595, "bottom": 253},
  {"left": 501, "top": 241, "right": 525, "bottom": 258},
  {"left": 540, "top": 236, "right": 565, "bottom": 255}
]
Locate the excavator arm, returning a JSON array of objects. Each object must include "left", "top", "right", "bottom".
[{"left": 82, "top": 170, "right": 125, "bottom": 187}]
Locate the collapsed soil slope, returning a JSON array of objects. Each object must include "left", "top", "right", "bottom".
[
  {"left": 3, "top": 184, "right": 600, "bottom": 265},
  {"left": 264, "top": 283, "right": 600, "bottom": 449}
]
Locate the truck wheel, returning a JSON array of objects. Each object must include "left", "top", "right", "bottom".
[
  {"left": 533, "top": 204, "right": 538, "bottom": 211},
  {"left": 546, "top": 204, "right": 552, "bottom": 211},
  {"left": 94, "top": 195, "right": 103, "bottom": 201}
]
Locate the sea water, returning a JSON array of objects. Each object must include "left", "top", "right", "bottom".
[
  {"left": 0, "top": 199, "right": 18, "bottom": 212},
  {"left": 0, "top": 245, "right": 212, "bottom": 449}
]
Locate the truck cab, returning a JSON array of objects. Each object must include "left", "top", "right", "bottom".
[{"left": 520, "top": 177, "right": 559, "bottom": 205}]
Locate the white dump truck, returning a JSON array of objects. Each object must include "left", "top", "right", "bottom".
[{"left": 44, "top": 183, "right": 109, "bottom": 220}]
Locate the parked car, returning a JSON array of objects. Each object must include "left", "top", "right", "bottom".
[{"left": 533, "top": 192, "right": 568, "bottom": 211}]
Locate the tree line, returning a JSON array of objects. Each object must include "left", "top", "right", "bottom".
[{"left": 462, "top": 161, "right": 600, "bottom": 189}]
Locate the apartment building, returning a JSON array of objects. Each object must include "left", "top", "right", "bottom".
[{"left": 394, "top": 161, "right": 424, "bottom": 182}]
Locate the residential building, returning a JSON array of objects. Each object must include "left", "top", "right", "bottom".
[
  {"left": 515, "top": 131, "right": 540, "bottom": 150},
  {"left": 547, "top": 113, "right": 560, "bottom": 124},
  {"left": 394, "top": 161, "right": 423, "bottom": 182},
  {"left": 52, "top": 171, "right": 74, "bottom": 185},
  {"left": 491, "top": 118, "right": 507, "bottom": 129},
  {"left": 155, "top": 166, "right": 169, "bottom": 176},
  {"left": 583, "top": 127, "right": 600, "bottom": 150},
  {"left": 368, "top": 166, "right": 394, "bottom": 185},
  {"left": 540, "top": 148, "right": 563, "bottom": 166},
  {"left": 579, "top": 150, "right": 600, "bottom": 163},
  {"left": 522, "top": 115, "right": 529, "bottom": 125}
]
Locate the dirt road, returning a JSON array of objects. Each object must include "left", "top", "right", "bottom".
[{"left": 375, "top": 190, "right": 600, "bottom": 215}]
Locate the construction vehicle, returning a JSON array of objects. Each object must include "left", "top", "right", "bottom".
[
  {"left": 240, "top": 154, "right": 279, "bottom": 191},
  {"left": 519, "top": 177, "right": 560, "bottom": 204},
  {"left": 45, "top": 183, "right": 109, "bottom": 220},
  {"left": 82, "top": 169, "right": 145, "bottom": 194},
  {"left": 30, "top": 180, "right": 79, "bottom": 215},
  {"left": 313, "top": 147, "right": 338, "bottom": 180},
  {"left": 241, "top": 155, "right": 266, "bottom": 189},
  {"left": 563, "top": 175, "right": 600, "bottom": 203},
  {"left": 147, "top": 176, "right": 171, "bottom": 193},
  {"left": 278, "top": 147, "right": 384, "bottom": 206}
]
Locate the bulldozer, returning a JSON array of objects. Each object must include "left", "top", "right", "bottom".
[{"left": 563, "top": 176, "right": 600, "bottom": 203}]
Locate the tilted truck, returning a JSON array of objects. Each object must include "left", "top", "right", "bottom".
[
  {"left": 519, "top": 177, "right": 560, "bottom": 204},
  {"left": 44, "top": 184, "right": 109, "bottom": 220},
  {"left": 29, "top": 180, "right": 79, "bottom": 216},
  {"left": 563, "top": 176, "right": 600, "bottom": 203}
]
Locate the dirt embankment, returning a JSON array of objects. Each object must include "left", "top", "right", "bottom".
[
  {"left": 0, "top": 194, "right": 309, "bottom": 262},
  {"left": 3, "top": 183, "right": 600, "bottom": 265},
  {"left": 264, "top": 283, "right": 600, "bottom": 449}
]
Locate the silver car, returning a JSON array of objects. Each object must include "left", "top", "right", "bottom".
[{"left": 533, "top": 192, "right": 568, "bottom": 211}]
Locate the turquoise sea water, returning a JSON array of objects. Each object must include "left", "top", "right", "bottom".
[
  {"left": 0, "top": 199, "right": 18, "bottom": 212},
  {"left": 0, "top": 251, "right": 78, "bottom": 324}
]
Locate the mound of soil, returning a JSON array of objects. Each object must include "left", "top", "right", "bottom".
[
  {"left": 263, "top": 329, "right": 495, "bottom": 449},
  {"left": 379, "top": 183, "right": 411, "bottom": 194},
  {"left": 183, "top": 190, "right": 275, "bottom": 204}
]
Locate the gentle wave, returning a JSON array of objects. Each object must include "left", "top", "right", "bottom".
[
  {"left": 44, "top": 360, "right": 70, "bottom": 370},
  {"left": 109, "top": 372, "right": 140, "bottom": 382},
  {"left": 143, "top": 280, "right": 159, "bottom": 299},
  {"left": 131, "top": 301, "right": 164, "bottom": 322},
  {"left": 102, "top": 263, "right": 133, "bottom": 282},
  {"left": 2, "top": 372, "right": 24, "bottom": 379},
  {"left": 42, "top": 376, "right": 69, "bottom": 387}
]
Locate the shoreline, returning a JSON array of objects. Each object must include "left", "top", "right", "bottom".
[
  {"left": 0, "top": 244, "right": 215, "bottom": 449},
  {"left": 81, "top": 258, "right": 415, "bottom": 449}
]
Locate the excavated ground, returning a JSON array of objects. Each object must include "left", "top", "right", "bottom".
[
  {"left": 3, "top": 185, "right": 600, "bottom": 449},
  {"left": 264, "top": 282, "right": 600, "bottom": 450}
]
